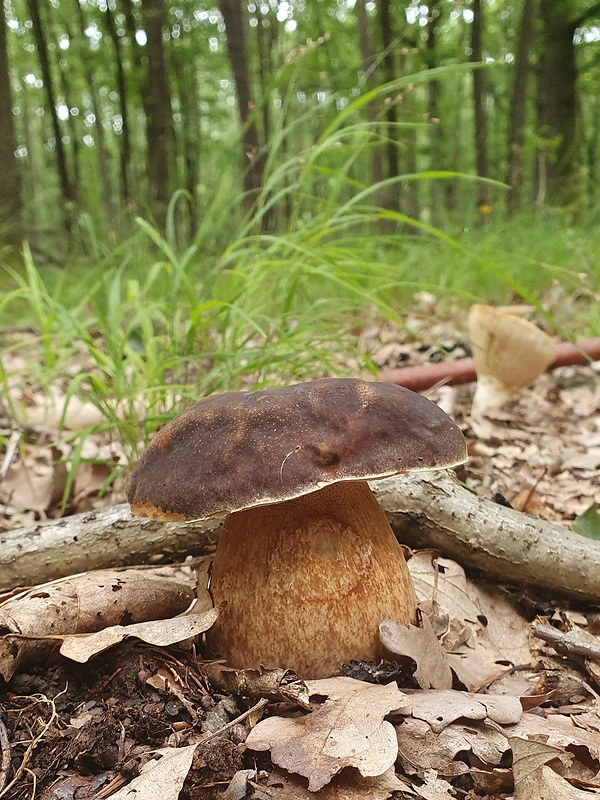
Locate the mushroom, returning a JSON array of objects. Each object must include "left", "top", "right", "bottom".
[
  {"left": 127, "top": 378, "right": 467, "bottom": 679},
  {"left": 468, "top": 304, "right": 557, "bottom": 415}
]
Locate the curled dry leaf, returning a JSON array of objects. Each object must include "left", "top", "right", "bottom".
[
  {"left": 379, "top": 616, "right": 453, "bottom": 689},
  {"left": 59, "top": 607, "right": 219, "bottom": 662},
  {"left": 252, "top": 766, "right": 409, "bottom": 800},
  {"left": 402, "top": 689, "right": 522, "bottom": 733},
  {"left": 396, "top": 717, "right": 510, "bottom": 778},
  {"left": 414, "top": 769, "right": 456, "bottom": 800},
  {"left": 0, "top": 567, "right": 197, "bottom": 680},
  {"left": 246, "top": 676, "right": 410, "bottom": 792},
  {"left": 107, "top": 744, "right": 198, "bottom": 800},
  {"left": 408, "top": 552, "right": 532, "bottom": 691},
  {"left": 202, "top": 661, "right": 310, "bottom": 707},
  {"left": 511, "top": 736, "right": 600, "bottom": 800}
]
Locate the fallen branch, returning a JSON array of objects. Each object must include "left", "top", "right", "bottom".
[
  {"left": 0, "top": 505, "right": 222, "bottom": 594},
  {"left": 378, "top": 338, "right": 600, "bottom": 391},
  {"left": 372, "top": 472, "right": 600, "bottom": 604},
  {"left": 1, "top": 473, "right": 600, "bottom": 603}
]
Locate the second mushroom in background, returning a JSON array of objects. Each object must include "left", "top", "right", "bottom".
[{"left": 127, "top": 378, "right": 467, "bottom": 679}]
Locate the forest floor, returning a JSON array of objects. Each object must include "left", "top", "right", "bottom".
[{"left": 0, "top": 316, "right": 599, "bottom": 800}]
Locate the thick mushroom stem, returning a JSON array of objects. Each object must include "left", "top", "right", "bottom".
[{"left": 207, "top": 480, "right": 417, "bottom": 679}]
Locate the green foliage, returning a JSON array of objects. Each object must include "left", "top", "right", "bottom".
[{"left": 572, "top": 504, "right": 600, "bottom": 540}]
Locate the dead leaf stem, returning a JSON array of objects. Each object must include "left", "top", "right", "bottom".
[{"left": 0, "top": 717, "right": 11, "bottom": 795}]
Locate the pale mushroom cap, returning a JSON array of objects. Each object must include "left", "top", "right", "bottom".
[
  {"left": 468, "top": 304, "right": 557, "bottom": 392},
  {"left": 128, "top": 378, "right": 467, "bottom": 520}
]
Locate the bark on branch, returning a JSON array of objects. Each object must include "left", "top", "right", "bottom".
[{"left": 1, "top": 472, "right": 599, "bottom": 603}]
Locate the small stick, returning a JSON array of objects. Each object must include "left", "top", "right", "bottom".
[
  {"left": 0, "top": 429, "right": 22, "bottom": 482},
  {"left": 198, "top": 698, "right": 269, "bottom": 745},
  {"left": 531, "top": 623, "right": 600, "bottom": 662},
  {"left": 0, "top": 719, "right": 11, "bottom": 795}
]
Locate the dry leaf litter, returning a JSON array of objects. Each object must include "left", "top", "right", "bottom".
[{"left": 0, "top": 309, "right": 599, "bottom": 799}]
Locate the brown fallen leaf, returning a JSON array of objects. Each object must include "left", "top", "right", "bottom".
[
  {"left": 202, "top": 661, "right": 311, "bottom": 707},
  {"left": 396, "top": 717, "right": 510, "bottom": 778},
  {"left": 0, "top": 567, "right": 197, "bottom": 680},
  {"left": 252, "top": 766, "right": 409, "bottom": 799},
  {"left": 414, "top": 770, "right": 455, "bottom": 800},
  {"left": 409, "top": 552, "right": 532, "bottom": 691},
  {"left": 404, "top": 689, "right": 522, "bottom": 733},
  {"left": 108, "top": 744, "right": 198, "bottom": 800},
  {"left": 511, "top": 736, "right": 600, "bottom": 800},
  {"left": 59, "top": 607, "right": 219, "bottom": 662},
  {"left": 246, "top": 677, "right": 409, "bottom": 792},
  {"left": 379, "top": 616, "right": 453, "bottom": 689},
  {"left": 0, "top": 444, "right": 67, "bottom": 517}
]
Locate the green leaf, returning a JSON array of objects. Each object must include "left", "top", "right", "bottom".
[{"left": 572, "top": 504, "right": 600, "bottom": 540}]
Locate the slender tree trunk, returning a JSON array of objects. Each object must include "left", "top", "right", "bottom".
[
  {"left": 0, "top": 0, "right": 22, "bottom": 244},
  {"left": 119, "top": 0, "right": 147, "bottom": 209},
  {"left": 356, "top": 0, "right": 385, "bottom": 193},
  {"left": 74, "top": 0, "right": 115, "bottom": 229},
  {"left": 506, "top": 0, "right": 537, "bottom": 214},
  {"left": 140, "top": 0, "right": 173, "bottom": 229},
  {"left": 104, "top": 4, "right": 131, "bottom": 205},
  {"left": 54, "top": 20, "right": 81, "bottom": 196},
  {"left": 218, "top": 0, "right": 265, "bottom": 207},
  {"left": 170, "top": 34, "right": 200, "bottom": 239},
  {"left": 536, "top": 0, "right": 579, "bottom": 207},
  {"left": 471, "top": 0, "right": 492, "bottom": 213},
  {"left": 426, "top": 0, "right": 443, "bottom": 224},
  {"left": 378, "top": 0, "right": 399, "bottom": 197},
  {"left": 26, "top": 0, "right": 74, "bottom": 229}
]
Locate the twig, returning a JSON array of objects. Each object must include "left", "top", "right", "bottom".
[
  {"left": 531, "top": 623, "right": 600, "bottom": 662},
  {"left": 0, "top": 719, "right": 11, "bottom": 794},
  {"left": 198, "top": 698, "right": 269, "bottom": 745},
  {"left": 0, "top": 429, "right": 22, "bottom": 482}
]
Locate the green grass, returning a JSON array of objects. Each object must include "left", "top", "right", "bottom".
[{"left": 1, "top": 77, "right": 599, "bottom": 507}]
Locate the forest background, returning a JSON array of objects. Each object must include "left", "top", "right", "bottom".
[{"left": 0, "top": 0, "right": 600, "bottom": 471}]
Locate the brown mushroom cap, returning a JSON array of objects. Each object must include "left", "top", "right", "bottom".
[{"left": 128, "top": 378, "right": 467, "bottom": 520}]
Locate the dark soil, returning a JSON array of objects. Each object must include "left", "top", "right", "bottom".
[{"left": 0, "top": 643, "right": 261, "bottom": 799}]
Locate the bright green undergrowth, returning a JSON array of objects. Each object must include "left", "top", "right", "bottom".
[{"left": 1, "top": 87, "right": 599, "bottom": 501}]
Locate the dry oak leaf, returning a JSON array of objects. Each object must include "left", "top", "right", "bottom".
[
  {"left": 251, "top": 766, "right": 409, "bottom": 799},
  {"left": 379, "top": 616, "right": 453, "bottom": 689},
  {"left": 396, "top": 717, "right": 510, "bottom": 778},
  {"left": 0, "top": 567, "right": 196, "bottom": 680},
  {"left": 245, "top": 677, "right": 410, "bottom": 792},
  {"left": 511, "top": 736, "right": 600, "bottom": 800},
  {"left": 401, "top": 689, "right": 522, "bottom": 733},
  {"left": 59, "top": 607, "right": 219, "bottom": 662},
  {"left": 108, "top": 744, "right": 198, "bottom": 799}
]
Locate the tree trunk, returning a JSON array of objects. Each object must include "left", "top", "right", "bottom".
[
  {"left": 426, "top": 0, "right": 443, "bottom": 224},
  {"left": 470, "top": 0, "right": 492, "bottom": 212},
  {"left": 0, "top": 0, "right": 22, "bottom": 244},
  {"left": 378, "top": 0, "right": 399, "bottom": 200},
  {"left": 218, "top": 0, "right": 265, "bottom": 208},
  {"left": 356, "top": 0, "right": 385, "bottom": 193},
  {"left": 506, "top": 0, "right": 537, "bottom": 214},
  {"left": 536, "top": 0, "right": 579, "bottom": 207},
  {"left": 140, "top": 0, "right": 173, "bottom": 229},
  {"left": 74, "top": 0, "right": 116, "bottom": 229},
  {"left": 25, "top": 0, "right": 74, "bottom": 228},
  {"left": 104, "top": 4, "right": 131, "bottom": 206},
  {"left": 170, "top": 32, "right": 201, "bottom": 239}
]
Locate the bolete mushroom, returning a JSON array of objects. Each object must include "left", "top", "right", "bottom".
[
  {"left": 468, "top": 304, "right": 557, "bottom": 415},
  {"left": 127, "top": 378, "right": 466, "bottom": 678}
]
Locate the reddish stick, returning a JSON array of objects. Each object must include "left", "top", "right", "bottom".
[{"left": 378, "top": 338, "right": 600, "bottom": 392}]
